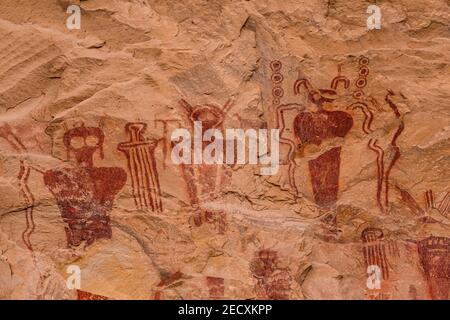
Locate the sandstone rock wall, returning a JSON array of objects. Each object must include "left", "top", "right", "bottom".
[{"left": 0, "top": 0, "right": 449, "bottom": 300}]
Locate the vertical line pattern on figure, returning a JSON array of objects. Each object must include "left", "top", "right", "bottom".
[
  {"left": 362, "top": 228, "right": 389, "bottom": 280},
  {"left": 118, "top": 123, "right": 163, "bottom": 212},
  {"left": 387, "top": 240, "right": 400, "bottom": 257},
  {"left": 425, "top": 189, "right": 435, "bottom": 210},
  {"left": 425, "top": 189, "right": 449, "bottom": 216},
  {"left": 132, "top": 147, "right": 148, "bottom": 208},
  {"left": 438, "top": 192, "right": 450, "bottom": 216},
  {"left": 417, "top": 236, "right": 450, "bottom": 300}
]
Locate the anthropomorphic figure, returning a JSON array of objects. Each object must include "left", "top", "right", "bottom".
[{"left": 44, "top": 126, "right": 126, "bottom": 247}]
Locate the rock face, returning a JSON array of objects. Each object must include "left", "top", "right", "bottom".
[{"left": 0, "top": 0, "right": 449, "bottom": 300}]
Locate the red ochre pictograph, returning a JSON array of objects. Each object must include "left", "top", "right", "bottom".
[
  {"left": 178, "top": 98, "right": 235, "bottom": 234},
  {"left": 273, "top": 60, "right": 354, "bottom": 212},
  {"left": 361, "top": 227, "right": 390, "bottom": 281},
  {"left": 249, "top": 249, "right": 292, "bottom": 300},
  {"left": 272, "top": 56, "right": 406, "bottom": 218},
  {"left": 206, "top": 276, "right": 225, "bottom": 299},
  {"left": 44, "top": 125, "right": 127, "bottom": 247},
  {"left": 418, "top": 236, "right": 450, "bottom": 300},
  {"left": 0, "top": 123, "right": 44, "bottom": 251},
  {"left": 118, "top": 122, "right": 163, "bottom": 213},
  {"left": 76, "top": 289, "right": 109, "bottom": 300}
]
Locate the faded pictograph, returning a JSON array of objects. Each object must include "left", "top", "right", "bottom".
[
  {"left": 361, "top": 227, "right": 392, "bottom": 300},
  {"left": 425, "top": 190, "right": 450, "bottom": 217},
  {"left": 171, "top": 98, "right": 237, "bottom": 234},
  {"left": 206, "top": 276, "right": 225, "bottom": 300},
  {"left": 153, "top": 270, "right": 184, "bottom": 300},
  {"left": 249, "top": 249, "right": 292, "bottom": 300}
]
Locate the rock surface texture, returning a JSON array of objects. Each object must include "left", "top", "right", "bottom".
[{"left": 0, "top": 0, "right": 449, "bottom": 300}]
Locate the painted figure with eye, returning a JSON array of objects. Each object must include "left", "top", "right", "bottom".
[
  {"left": 43, "top": 125, "right": 127, "bottom": 247},
  {"left": 177, "top": 99, "right": 234, "bottom": 234}
]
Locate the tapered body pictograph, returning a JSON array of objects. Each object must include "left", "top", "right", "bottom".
[{"left": 44, "top": 126, "right": 127, "bottom": 247}]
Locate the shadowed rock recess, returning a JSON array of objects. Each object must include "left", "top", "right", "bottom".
[{"left": 0, "top": 0, "right": 449, "bottom": 300}]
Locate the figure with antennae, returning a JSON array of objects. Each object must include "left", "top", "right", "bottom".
[
  {"left": 177, "top": 98, "right": 235, "bottom": 233},
  {"left": 273, "top": 60, "right": 359, "bottom": 226},
  {"left": 1, "top": 122, "right": 126, "bottom": 249},
  {"left": 292, "top": 71, "right": 353, "bottom": 216},
  {"left": 272, "top": 57, "right": 380, "bottom": 230}
]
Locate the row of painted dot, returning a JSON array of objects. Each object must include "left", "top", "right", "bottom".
[
  {"left": 270, "top": 60, "right": 284, "bottom": 105},
  {"left": 353, "top": 56, "right": 370, "bottom": 99}
]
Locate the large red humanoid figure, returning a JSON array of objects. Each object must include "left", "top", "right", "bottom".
[{"left": 44, "top": 126, "right": 127, "bottom": 247}]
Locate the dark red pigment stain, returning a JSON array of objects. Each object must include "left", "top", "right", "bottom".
[
  {"left": 44, "top": 126, "right": 126, "bottom": 247},
  {"left": 294, "top": 110, "right": 353, "bottom": 207},
  {"left": 250, "top": 249, "right": 291, "bottom": 300},
  {"left": 418, "top": 236, "right": 450, "bottom": 300}
]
